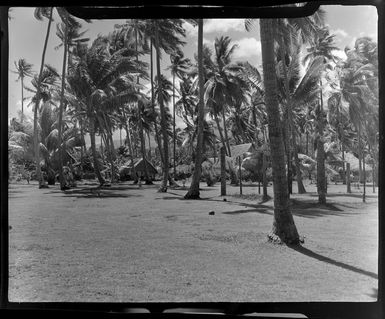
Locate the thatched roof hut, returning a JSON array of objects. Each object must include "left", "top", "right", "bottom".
[
  {"left": 133, "top": 158, "right": 158, "bottom": 175},
  {"left": 120, "top": 158, "right": 158, "bottom": 178}
]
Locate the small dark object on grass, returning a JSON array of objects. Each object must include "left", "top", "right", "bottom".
[
  {"left": 223, "top": 198, "right": 227, "bottom": 202},
  {"left": 9, "top": 225, "right": 12, "bottom": 230},
  {"left": 39, "top": 184, "right": 49, "bottom": 189},
  {"left": 209, "top": 211, "right": 215, "bottom": 215}
]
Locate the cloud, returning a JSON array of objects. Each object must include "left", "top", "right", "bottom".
[
  {"left": 182, "top": 21, "right": 198, "bottom": 37},
  {"left": 332, "top": 49, "right": 347, "bottom": 61},
  {"left": 204, "top": 19, "right": 245, "bottom": 33},
  {"left": 332, "top": 28, "right": 348, "bottom": 38},
  {"left": 232, "top": 37, "right": 261, "bottom": 60}
]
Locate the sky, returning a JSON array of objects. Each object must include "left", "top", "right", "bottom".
[{"left": 7, "top": 5, "right": 378, "bottom": 139}]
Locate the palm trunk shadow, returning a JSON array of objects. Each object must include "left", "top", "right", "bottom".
[{"left": 288, "top": 245, "right": 378, "bottom": 280}]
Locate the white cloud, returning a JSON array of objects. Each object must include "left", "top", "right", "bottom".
[
  {"left": 204, "top": 19, "right": 245, "bottom": 33},
  {"left": 182, "top": 21, "right": 198, "bottom": 37},
  {"left": 332, "top": 49, "right": 347, "bottom": 61},
  {"left": 232, "top": 37, "right": 261, "bottom": 60},
  {"left": 332, "top": 28, "right": 348, "bottom": 38}
]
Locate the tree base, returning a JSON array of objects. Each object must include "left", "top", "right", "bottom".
[
  {"left": 157, "top": 186, "right": 168, "bottom": 193},
  {"left": 184, "top": 190, "right": 200, "bottom": 199},
  {"left": 267, "top": 231, "right": 305, "bottom": 245}
]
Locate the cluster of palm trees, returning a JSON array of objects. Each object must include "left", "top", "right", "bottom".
[{"left": 9, "top": 8, "right": 378, "bottom": 243}]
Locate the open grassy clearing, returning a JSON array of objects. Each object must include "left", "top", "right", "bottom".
[{"left": 8, "top": 180, "right": 378, "bottom": 302}]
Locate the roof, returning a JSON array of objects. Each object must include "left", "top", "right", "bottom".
[
  {"left": 125, "top": 158, "right": 158, "bottom": 174},
  {"left": 230, "top": 143, "right": 255, "bottom": 160}
]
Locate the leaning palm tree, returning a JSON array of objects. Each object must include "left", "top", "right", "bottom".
[
  {"left": 13, "top": 58, "right": 34, "bottom": 122},
  {"left": 259, "top": 18, "right": 301, "bottom": 244}
]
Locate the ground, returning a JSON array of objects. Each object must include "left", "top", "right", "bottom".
[{"left": 8, "top": 179, "right": 378, "bottom": 302}]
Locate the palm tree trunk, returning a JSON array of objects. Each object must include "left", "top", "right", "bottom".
[
  {"left": 154, "top": 22, "right": 169, "bottom": 192},
  {"left": 135, "top": 28, "right": 150, "bottom": 184},
  {"left": 358, "top": 121, "right": 363, "bottom": 183},
  {"left": 34, "top": 7, "right": 53, "bottom": 188},
  {"left": 293, "top": 131, "right": 306, "bottom": 194},
  {"left": 260, "top": 19, "right": 300, "bottom": 244},
  {"left": 150, "top": 38, "right": 164, "bottom": 164},
  {"left": 79, "top": 118, "right": 84, "bottom": 173},
  {"left": 317, "top": 79, "right": 327, "bottom": 204},
  {"left": 222, "top": 109, "right": 231, "bottom": 157},
  {"left": 21, "top": 76, "right": 24, "bottom": 122},
  {"left": 121, "top": 107, "right": 137, "bottom": 181},
  {"left": 58, "top": 14, "right": 68, "bottom": 190},
  {"left": 363, "top": 149, "right": 366, "bottom": 202},
  {"left": 214, "top": 113, "right": 228, "bottom": 156},
  {"left": 185, "top": 19, "right": 204, "bottom": 199},
  {"left": 89, "top": 115, "right": 105, "bottom": 185},
  {"left": 173, "top": 74, "right": 177, "bottom": 179}
]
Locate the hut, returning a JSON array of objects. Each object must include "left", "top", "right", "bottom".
[{"left": 119, "top": 158, "right": 158, "bottom": 180}]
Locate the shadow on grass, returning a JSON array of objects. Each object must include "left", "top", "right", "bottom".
[
  {"left": 367, "top": 288, "right": 378, "bottom": 299},
  {"left": 60, "top": 187, "right": 140, "bottom": 199},
  {"left": 289, "top": 245, "right": 378, "bottom": 280},
  {"left": 309, "top": 193, "right": 378, "bottom": 199}
]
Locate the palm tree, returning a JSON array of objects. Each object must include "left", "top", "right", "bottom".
[
  {"left": 184, "top": 19, "right": 205, "bottom": 199},
  {"left": 33, "top": 7, "right": 54, "bottom": 188},
  {"left": 67, "top": 37, "right": 145, "bottom": 185},
  {"left": 303, "top": 27, "right": 339, "bottom": 204},
  {"left": 167, "top": 50, "right": 191, "bottom": 178},
  {"left": 119, "top": 19, "right": 152, "bottom": 184},
  {"left": 204, "top": 36, "right": 248, "bottom": 157},
  {"left": 259, "top": 18, "right": 300, "bottom": 244},
  {"left": 57, "top": 14, "right": 69, "bottom": 190},
  {"left": 151, "top": 19, "right": 186, "bottom": 192},
  {"left": 13, "top": 58, "right": 34, "bottom": 122}
]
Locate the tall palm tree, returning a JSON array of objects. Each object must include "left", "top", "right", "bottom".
[
  {"left": 303, "top": 27, "right": 340, "bottom": 203},
  {"left": 57, "top": 14, "right": 69, "bottom": 190},
  {"left": 33, "top": 7, "right": 54, "bottom": 188},
  {"left": 184, "top": 19, "right": 205, "bottom": 199},
  {"left": 121, "top": 19, "right": 152, "bottom": 183},
  {"left": 167, "top": 50, "right": 191, "bottom": 178},
  {"left": 13, "top": 58, "right": 34, "bottom": 122},
  {"left": 259, "top": 18, "right": 300, "bottom": 244},
  {"left": 151, "top": 19, "right": 186, "bottom": 192}
]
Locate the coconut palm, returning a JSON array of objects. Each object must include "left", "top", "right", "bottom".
[
  {"left": 151, "top": 19, "right": 186, "bottom": 192},
  {"left": 32, "top": 7, "right": 54, "bottom": 188},
  {"left": 67, "top": 37, "right": 145, "bottom": 185},
  {"left": 259, "top": 18, "right": 300, "bottom": 244},
  {"left": 13, "top": 58, "right": 34, "bottom": 122},
  {"left": 301, "top": 27, "right": 339, "bottom": 203},
  {"left": 167, "top": 50, "right": 191, "bottom": 178},
  {"left": 204, "top": 36, "right": 248, "bottom": 158},
  {"left": 184, "top": 19, "right": 205, "bottom": 199}
]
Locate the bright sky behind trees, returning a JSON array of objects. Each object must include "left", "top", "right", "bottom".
[{"left": 8, "top": 5, "right": 378, "bottom": 122}]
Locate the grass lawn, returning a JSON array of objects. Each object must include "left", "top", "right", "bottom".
[{"left": 8, "top": 179, "right": 378, "bottom": 302}]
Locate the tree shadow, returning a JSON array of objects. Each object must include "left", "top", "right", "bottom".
[
  {"left": 367, "top": 288, "right": 378, "bottom": 299},
  {"left": 288, "top": 244, "right": 378, "bottom": 280},
  {"left": 309, "top": 193, "right": 378, "bottom": 199},
  {"left": 60, "top": 187, "right": 140, "bottom": 199}
]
